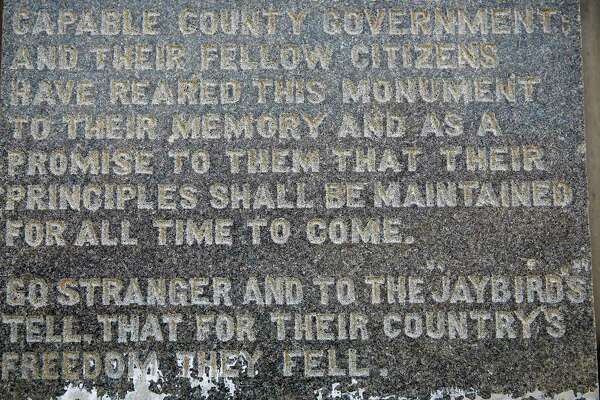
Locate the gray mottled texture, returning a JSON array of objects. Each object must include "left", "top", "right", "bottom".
[{"left": 0, "top": 0, "right": 597, "bottom": 399}]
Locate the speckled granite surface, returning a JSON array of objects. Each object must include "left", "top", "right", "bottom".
[{"left": 0, "top": 1, "right": 597, "bottom": 399}]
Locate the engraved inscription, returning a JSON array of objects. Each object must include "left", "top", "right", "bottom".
[{"left": 0, "top": 1, "right": 595, "bottom": 399}]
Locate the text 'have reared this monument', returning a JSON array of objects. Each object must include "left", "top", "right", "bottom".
[{"left": 0, "top": 0, "right": 597, "bottom": 399}]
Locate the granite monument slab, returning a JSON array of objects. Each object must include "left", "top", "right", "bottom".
[{"left": 0, "top": 0, "right": 597, "bottom": 399}]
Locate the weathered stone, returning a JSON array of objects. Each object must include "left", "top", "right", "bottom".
[{"left": 0, "top": 1, "right": 597, "bottom": 399}]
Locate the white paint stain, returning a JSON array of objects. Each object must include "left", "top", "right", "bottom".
[
  {"left": 52, "top": 372, "right": 598, "bottom": 400},
  {"left": 314, "top": 384, "right": 599, "bottom": 400},
  {"left": 57, "top": 367, "right": 167, "bottom": 400}
]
